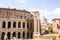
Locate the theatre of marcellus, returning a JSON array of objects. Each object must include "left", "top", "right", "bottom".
[{"left": 0, "top": 8, "right": 60, "bottom": 40}]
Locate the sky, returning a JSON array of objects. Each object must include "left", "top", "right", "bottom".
[{"left": 0, "top": 0, "right": 60, "bottom": 23}]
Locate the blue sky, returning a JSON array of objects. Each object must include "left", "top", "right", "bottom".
[{"left": 0, "top": 0, "right": 60, "bottom": 23}]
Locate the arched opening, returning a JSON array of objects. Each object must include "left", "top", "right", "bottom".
[
  {"left": 18, "top": 22, "right": 21, "bottom": 28},
  {"left": 2, "top": 21, "right": 6, "bottom": 28},
  {"left": 30, "top": 23, "right": 32, "bottom": 28},
  {"left": 27, "top": 23, "right": 29, "bottom": 28},
  {"left": 1, "top": 32, "right": 5, "bottom": 40},
  {"left": 45, "top": 30, "right": 49, "bottom": 34},
  {"left": 7, "top": 32, "right": 11, "bottom": 39},
  {"left": 23, "top": 22, "right": 25, "bottom": 28},
  {"left": 23, "top": 32, "right": 25, "bottom": 38},
  {"left": 13, "top": 22, "right": 16, "bottom": 28},
  {"left": 27, "top": 32, "right": 29, "bottom": 39},
  {"left": 30, "top": 32, "right": 33, "bottom": 39},
  {"left": 13, "top": 32, "right": 16, "bottom": 37},
  {"left": 18, "top": 32, "right": 21, "bottom": 39},
  {"left": 8, "top": 22, "right": 11, "bottom": 28}
]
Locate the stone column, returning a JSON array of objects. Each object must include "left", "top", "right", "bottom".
[
  {"left": 37, "top": 19, "right": 40, "bottom": 35},
  {"left": 6, "top": 21, "right": 8, "bottom": 28},
  {"left": 0, "top": 32, "right": 1, "bottom": 40},
  {"left": 25, "top": 22, "right": 27, "bottom": 30},
  {"left": 33, "top": 11, "right": 40, "bottom": 40},
  {"left": 0, "top": 21, "right": 2, "bottom": 28},
  {"left": 5, "top": 32, "right": 7, "bottom": 40},
  {"left": 16, "top": 32, "right": 18, "bottom": 39},
  {"left": 21, "top": 22, "right": 23, "bottom": 29},
  {"left": 25, "top": 22, "right": 27, "bottom": 39},
  {"left": 16, "top": 21, "right": 18, "bottom": 28},
  {"left": 21, "top": 32, "right": 23, "bottom": 39},
  {"left": 25, "top": 32, "right": 27, "bottom": 39},
  {"left": 21, "top": 22, "right": 23, "bottom": 39},
  {"left": 11, "top": 32, "right": 13, "bottom": 39},
  {"left": 33, "top": 11, "right": 38, "bottom": 36},
  {"left": 11, "top": 21, "right": 13, "bottom": 28}
]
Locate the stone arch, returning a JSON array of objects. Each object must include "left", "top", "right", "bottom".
[
  {"left": 7, "top": 32, "right": 11, "bottom": 39},
  {"left": 1, "top": 32, "right": 5, "bottom": 40},
  {"left": 18, "top": 22, "right": 21, "bottom": 28},
  {"left": 30, "top": 32, "right": 33, "bottom": 39},
  {"left": 13, "top": 32, "right": 16, "bottom": 37},
  {"left": 27, "top": 23, "right": 29, "bottom": 28},
  {"left": 18, "top": 32, "right": 21, "bottom": 39},
  {"left": 30, "top": 23, "right": 32, "bottom": 28},
  {"left": 13, "top": 22, "right": 16, "bottom": 28},
  {"left": 2, "top": 21, "right": 6, "bottom": 28},
  {"left": 27, "top": 32, "right": 29, "bottom": 39},
  {"left": 23, "top": 22, "right": 25, "bottom": 28},
  {"left": 8, "top": 21, "right": 11, "bottom": 28},
  {"left": 23, "top": 32, "right": 25, "bottom": 38}
]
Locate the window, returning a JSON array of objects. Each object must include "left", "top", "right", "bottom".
[
  {"left": 13, "top": 22, "right": 16, "bottom": 28},
  {"left": 30, "top": 23, "right": 32, "bottom": 28},
  {"left": 18, "top": 22, "right": 21, "bottom": 28},
  {"left": 57, "top": 24, "right": 60, "bottom": 28},
  {"left": 4, "top": 15, "right": 6, "bottom": 18},
  {"left": 20, "top": 16, "right": 23, "bottom": 19},
  {"left": 2, "top": 21, "right": 6, "bottom": 28},
  {"left": 24, "top": 16, "right": 26, "bottom": 19},
  {"left": 27, "top": 23, "right": 29, "bottom": 28},
  {"left": 16, "top": 15, "right": 18, "bottom": 19},
  {"left": 9, "top": 13, "right": 11, "bottom": 18}
]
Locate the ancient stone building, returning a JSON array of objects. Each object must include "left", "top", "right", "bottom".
[
  {"left": 0, "top": 8, "right": 34, "bottom": 40},
  {"left": 40, "top": 17, "right": 48, "bottom": 34},
  {"left": 52, "top": 18, "right": 60, "bottom": 34}
]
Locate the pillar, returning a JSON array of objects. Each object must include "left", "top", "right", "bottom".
[
  {"left": 21, "top": 22, "right": 23, "bottom": 29},
  {"left": 0, "top": 32, "right": 1, "bottom": 40},
  {"left": 37, "top": 19, "right": 40, "bottom": 35},
  {"left": 25, "top": 32, "right": 27, "bottom": 39},
  {"left": 25, "top": 22, "right": 27, "bottom": 30},
  {"left": 0, "top": 21, "right": 1, "bottom": 28},
  {"left": 16, "top": 32, "right": 18, "bottom": 38},
  {"left": 11, "top": 21, "right": 13, "bottom": 28},
  {"left": 16, "top": 21, "right": 18, "bottom": 28},
  {"left": 33, "top": 10, "right": 40, "bottom": 40},
  {"left": 11, "top": 32, "right": 12, "bottom": 39},
  {"left": 5, "top": 32, "right": 7, "bottom": 40},
  {"left": 21, "top": 22, "right": 23, "bottom": 38},
  {"left": 6, "top": 21, "right": 8, "bottom": 28},
  {"left": 21, "top": 32, "right": 23, "bottom": 39},
  {"left": 25, "top": 22, "right": 27, "bottom": 39}
]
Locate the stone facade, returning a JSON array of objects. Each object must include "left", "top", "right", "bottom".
[
  {"left": 0, "top": 8, "right": 60, "bottom": 40},
  {"left": 40, "top": 17, "right": 48, "bottom": 34},
  {"left": 52, "top": 18, "right": 60, "bottom": 33},
  {"left": 0, "top": 8, "right": 34, "bottom": 40}
]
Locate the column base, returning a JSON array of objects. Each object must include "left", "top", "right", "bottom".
[{"left": 33, "top": 32, "right": 40, "bottom": 40}]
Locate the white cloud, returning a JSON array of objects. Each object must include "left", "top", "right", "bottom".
[
  {"left": 39, "top": 8, "right": 60, "bottom": 15},
  {"left": 17, "top": 0, "right": 27, "bottom": 4},
  {"left": 54, "top": 8, "right": 60, "bottom": 13}
]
